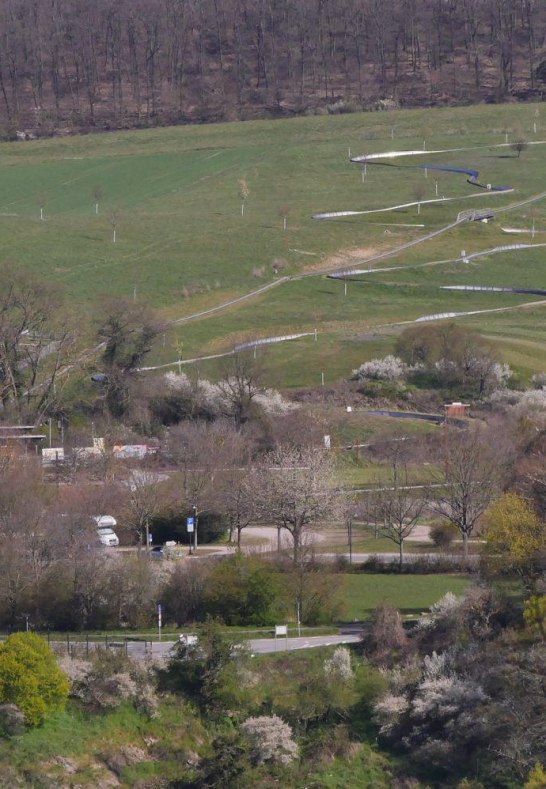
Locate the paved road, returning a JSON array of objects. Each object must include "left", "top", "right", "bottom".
[
  {"left": 83, "top": 633, "right": 362, "bottom": 661},
  {"left": 52, "top": 633, "right": 361, "bottom": 662}
]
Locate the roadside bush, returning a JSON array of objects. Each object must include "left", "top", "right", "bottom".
[
  {"left": 366, "top": 604, "right": 410, "bottom": 667},
  {"left": 162, "top": 561, "right": 210, "bottom": 625},
  {"left": 304, "top": 723, "right": 358, "bottom": 764},
  {"left": 203, "top": 555, "right": 282, "bottom": 626},
  {"left": 159, "top": 622, "right": 252, "bottom": 714},
  {"left": 374, "top": 650, "right": 488, "bottom": 769},
  {"left": 67, "top": 650, "right": 158, "bottom": 717},
  {"left": 0, "top": 633, "right": 69, "bottom": 727},
  {"left": 358, "top": 555, "right": 467, "bottom": 574},
  {"left": 430, "top": 522, "right": 459, "bottom": 549},
  {"left": 278, "top": 561, "right": 346, "bottom": 625},
  {"left": 198, "top": 732, "right": 250, "bottom": 787}
]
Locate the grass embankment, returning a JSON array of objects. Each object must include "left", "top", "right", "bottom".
[
  {"left": 2, "top": 103, "right": 546, "bottom": 385},
  {"left": 0, "top": 648, "right": 395, "bottom": 787}
]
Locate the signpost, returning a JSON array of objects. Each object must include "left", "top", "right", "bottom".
[
  {"left": 275, "top": 624, "right": 288, "bottom": 651},
  {"left": 187, "top": 516, "right": 194, "bottom": 555}
]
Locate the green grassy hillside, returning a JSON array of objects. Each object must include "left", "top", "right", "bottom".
[{"left": 3, "top": 104, "right": 546, "bottom": 385}]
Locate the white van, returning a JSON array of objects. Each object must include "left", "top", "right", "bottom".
[{"left": 93, "top": 515, "right": 120, "bottom": 547}]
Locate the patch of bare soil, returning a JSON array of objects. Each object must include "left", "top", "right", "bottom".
[{"left": 305, "top": 246, "right": 384, "bottom": 274}]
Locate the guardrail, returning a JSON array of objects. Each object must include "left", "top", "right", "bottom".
[{"left": 234, "top": 331, "right": 315, "bottom": 352}]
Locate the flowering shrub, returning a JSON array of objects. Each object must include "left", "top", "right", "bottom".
[
  {"left": 324, "top": 647, "right": 353, "bottom": 681},
  {"left": 164, "top": 372, "right": 293, "bottom": 417},
  {"left": 352, "top": 356, "right": 408, "bottom": 382},
  {"left": 241, "top": 715, "right": 298, "bottom": 765}
]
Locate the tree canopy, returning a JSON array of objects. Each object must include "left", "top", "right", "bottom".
[{"left": 0, "top": 633, "right": 69, "bottom": 726}]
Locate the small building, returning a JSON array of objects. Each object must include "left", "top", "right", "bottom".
[{"left": 444, "top": 402, "right": 470, "bottom": 419}]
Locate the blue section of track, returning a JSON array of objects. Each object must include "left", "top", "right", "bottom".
[
  {"left": 355, "top": 159, "right": 511, "bottom": 192},
  {"left": 413, "top": 163, "right": 510, "bottom": 192}
]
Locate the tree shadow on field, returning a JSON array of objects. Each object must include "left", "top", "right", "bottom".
[{"left": 316, "top": 288, "right": 339, "bottom": 297}]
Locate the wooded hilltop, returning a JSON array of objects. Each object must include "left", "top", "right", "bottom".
[{"left": 1, "top": 0, "right": 545, "bottom": 135}]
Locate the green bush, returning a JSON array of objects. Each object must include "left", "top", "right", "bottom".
[
  {"left": 430, "top": 522, "right": 459, "bottom": 549},
  {"left": 204, "top": 556, "right": 282, "bottom": 626},
  {"left": 0, "top": 633, "right": 69, "bottom": 727}
]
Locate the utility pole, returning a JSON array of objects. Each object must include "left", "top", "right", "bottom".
[
  {"left": 145, "top": 516, "right": 150, "bottom": 552},
  {"left": 193, "top": 504, "right": 198, "bottom": 554}
]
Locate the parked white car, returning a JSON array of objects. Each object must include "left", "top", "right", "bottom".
[
  {"left": 93, "top": 515, "right": 120, "bottom": 547},
  {"left": 178, "top": 634, "right": 199, "bottom": 647}
]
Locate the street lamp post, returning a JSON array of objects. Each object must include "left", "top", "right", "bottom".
[{"left": 193, "top": 505, "right": 198, "bottom": 554}]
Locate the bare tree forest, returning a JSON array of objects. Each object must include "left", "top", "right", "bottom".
[{"left": 0, "top": 0, "right": 544, "bottom": 134}]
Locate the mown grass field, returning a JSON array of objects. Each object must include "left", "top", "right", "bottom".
[
  {"left": 343, "top": 573, "right": 471, "bottom": 619},
  {"left": 2, "top": 103, "right": 546, "bottom": 385}
]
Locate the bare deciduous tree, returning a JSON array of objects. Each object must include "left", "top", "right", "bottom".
[
  {"left": 216, "top": 467, "right": 257, "bottom": 549},
  {"left": 0, "top": 264, "right": 76, "bottom": 423},
  {"left": 110, "top": 208, "right": 120, "bottom": 243},
  {"left": 238, "top": 178, "right": 249, "bottom": 217},
  {"left": 368, "top": 447, "right": 426, "bottom": 570},
  {"left": 217, "top": 352, "right": 263, "bottom": 428},
  {"left": 511, "top": 139, "right": 528, "bottom": 158},
  {"left": 95, "top": 297, "right": 162, "bottom": 417},
  {"left": 93, "top": 185, "right": 103, "bottom": 215},
  {"left": 428, "top": 427, "right": 506, "bottom": 558},
  {"left": 124, "top": 469, "right": 166, "bottom": 549},
  {"left": 279, "top": 204, "right": 290, "bottom": 231},
  {"left": 413, "top": 183, "right": 426, "bottom": 214},
  {"left": 257, "top": 445, "right": 343, "bottom": 563}
]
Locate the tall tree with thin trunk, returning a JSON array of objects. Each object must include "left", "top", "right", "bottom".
[
  {"left": 0, "top": 264, "right": 75, "bottom": 423},
  {"left": 413, "top": 183, "right": 426, "bottom": 214},
  {"left": 93, "top": 185, "right": 103, "bottom": 215},
  {"left": 511, "top": 139, "right": 528, "bottom": 158},
  {"left": 238, "top": 178, "right": 249, "bottom": 217},
  {"left": 95, "top": 296, "right": 162, "bottom": 417},
  {"left": 110, "top": 208, "right": 119, "bottom": 243},
  {"left": 428, "top": 426, "right": 505, "bottom": 558},
  {"left": 279, "top": 204, "right": 290, "bottom": 231},
  {"left": 124, "top": 470, "right": 166, "bottom": 550},
  {"left": 369, "top": 446, "right": 426, "bottom": 570},
  {"left": 217, "top": 352, "right": 263, "bottom": 428}
]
